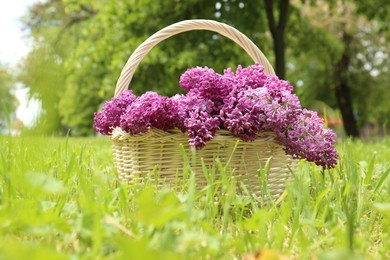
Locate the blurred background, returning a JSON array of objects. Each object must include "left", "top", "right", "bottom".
[{"left": 0, "top": 0, "right": 389, "bottom": 139}]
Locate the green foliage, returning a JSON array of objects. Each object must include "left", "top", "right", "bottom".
[
  {"left": 22, "top": 0, "right": 272, "bottom": 136},
  {"left": 354, "top": 0, "right": 390, "bottom": 32},
  {"left": 20, "top": 0, "right": 390, "bottom": 135},
  {"left": 19, "top": 46, "right": 66, "bottom": 135},
  {"left": 0, "top": 135, "right": 389, "bottom": 258},
  {"left": 0, "top": 64, "right": 18, "bottom": 121},
  {"left": 287, "top": 10, "right": 344, "bottom": 108},
  {"left": 20, "top": 0, "right": 89, "bottom": 135},
  {"left": 287, "top": 0, "right": 389, "bottom": 131}
]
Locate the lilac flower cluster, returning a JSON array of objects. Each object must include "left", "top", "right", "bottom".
[
  {"left": 93, "top": 90, "right": 136, "bottom": 135},
  {"left": 94, "top": 64, "right": 338, "bottom": 168},
  {"left": 179, "top": 66, "right": 232, "bottom": 111},
  {"left": 119, "top": 91, "right": 178, "bottom": 135},
  {"left": 277, "top": 109, "right": 338, "bottom": 168},
  {"left": 172, "top": 93, "right": 220, "bottom": 149}
]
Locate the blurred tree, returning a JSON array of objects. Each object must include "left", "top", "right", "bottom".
[
  {"left": 353, "top": 0, "right": 390, "bottom": 128},
  {"left": 23, "top": 0, "right": 274, "bottom": 135},
  {"left": 20, "top": 46, "right": 66, "bottom": 135},
  {"left": 21, "top": 0, "right": 389, "bottom": 137},
  {"left": 0, "top": 64, "right": 19, "bottom": 122},
  {"left": 20, "top": 0, "right": 95, "bottom": 135},
  {"left": 288, "top": 0, "right": 389, "bottom": 137}
]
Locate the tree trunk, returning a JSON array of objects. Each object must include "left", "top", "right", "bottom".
[
  {"left": 335, "top": 32, "right": 360, "bottom": 137},
  {"left": 274, "top": 30, "right": 286, "bottom": 79},
  {"left": 264, "top": 0, "right": 289, "bottom": 79}
]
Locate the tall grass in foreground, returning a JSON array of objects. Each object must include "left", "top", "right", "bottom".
[{"left": 0, "top": 135, "right": 389, "bottom": 259}]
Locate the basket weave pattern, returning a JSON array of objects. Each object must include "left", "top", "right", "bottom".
[
  {"left": 112, "top": 127, "right": 296, "bottom": 198},
  {"left": 111, "top": 20, "right": 297, "bottom": 199}
]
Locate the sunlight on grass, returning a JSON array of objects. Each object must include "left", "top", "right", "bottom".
[{"left": 0, "top": 135, "right": 389, "bottom": 259}]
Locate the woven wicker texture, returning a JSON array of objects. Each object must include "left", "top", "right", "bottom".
[{"left": 111, "top": 20, "right": 296, "bottom": 199}]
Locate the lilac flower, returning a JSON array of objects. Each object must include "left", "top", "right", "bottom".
[
  {"left": 179, "top": 67, "right": 213, "bottom": 92},
  {"left": 220, "top": 88, "right": 269, "bottom": 141},
  {"left": 94, "top": 64, "right": 338, "bottom": 168},
  {"left": 219, "top": 65, "right": 337, "bottom": 168},
  {"left": 174, "top": 92, "right": 220, "bottom": 149},
  {"left": 180, "top": 67, "right": 232, "bottom": 112},
  {"left": 277, "top": 109, "right": 338, "bottom": 168},
  {"left": 264, "top": 74, "right": 294, "bottom": 94},
  {"left": 120, "top": 91, "right": 177, "bottom": 135},
  {"left": 234, "top": 64, "right": 268, "bottom": 90},
  {"left": 93, "top": 90, "right": 136, "bottom": 135}
]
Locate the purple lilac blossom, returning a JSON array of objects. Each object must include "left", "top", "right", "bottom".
[
  {"left": 276, "top": 109, "right": 338, "bottom": 168},
  {"left": 220, "top": 88, "right": 269, "bottom": 141},
  {"left": 94, "top": 64, "right": 338, "bottom": 168},
  {"left": 180, "top": 67, "right": 232, "bottom": 112},
  {"left": 234, "top": 64, "right": 268, "bottom": 90},
  {"left": 219, "top": 65, "right": 337, "bottom": 168},
  {"left": 173, "top": 92, "right": 220, "bottom": 149},
  {"left": 179, "top": 66, "right": 212, "bottom": 92},
  {"left": 93, "top": 90, "right": 136, "bottom": 135},
  {"left": 120, "top": 91, "right": 177, "bottom": 135}
]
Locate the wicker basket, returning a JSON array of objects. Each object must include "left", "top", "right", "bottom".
[{"left": 111, "top": 20, "right": 297, "bottom": 200}]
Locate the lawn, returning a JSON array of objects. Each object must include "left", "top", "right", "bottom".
[{"left": 0, "top": 135, "right": 389, "bottom": 259}]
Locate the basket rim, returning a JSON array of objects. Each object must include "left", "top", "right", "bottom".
[{"left": 111, "top": 127, "right": 280, "bottom": 143}]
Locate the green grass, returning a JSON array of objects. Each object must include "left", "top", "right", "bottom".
[{"left": 0, "top": 135, "right": 389, "bottom": 259}]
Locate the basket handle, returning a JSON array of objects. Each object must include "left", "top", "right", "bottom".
[{"left": 114, "top": 19, "right": 275, "bottom": 97}]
